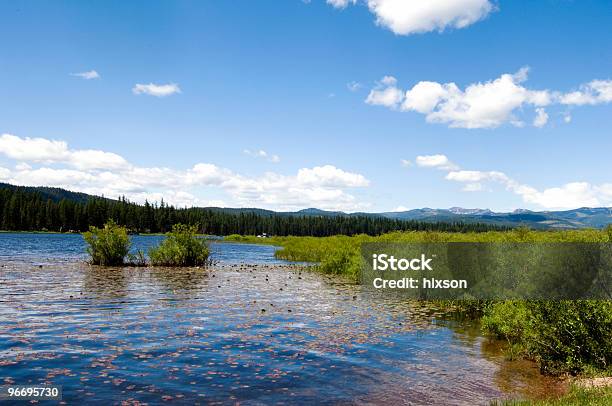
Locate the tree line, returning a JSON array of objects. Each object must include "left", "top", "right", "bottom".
[{"left": 0, "top": 186, "right": 510, "bottom": 236}]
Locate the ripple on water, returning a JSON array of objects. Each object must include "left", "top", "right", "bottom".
[{"left": 0, "top": 261, "right": 564, "bottom": 405}]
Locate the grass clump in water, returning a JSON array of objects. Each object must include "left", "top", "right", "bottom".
[
  {"left": 83, "top": 219, "right": 130, "bottom": 266},
  {"left": 149, "top": 224, "right": 210, "bottom": 267}
]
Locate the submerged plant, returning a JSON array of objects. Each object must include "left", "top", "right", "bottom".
[
  {"left": 149, "top": 224, "right": 210, "bottom": 267},
  {"left": 83, "top": 220, "right": 131, "bottom": 266}
]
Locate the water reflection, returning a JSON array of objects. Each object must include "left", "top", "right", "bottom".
[
  {"left": 82, "top": 266, "right": 130, "bottom": 299},
  {"left": 150, "top": 267, "right": 210, "bottom": 296}
]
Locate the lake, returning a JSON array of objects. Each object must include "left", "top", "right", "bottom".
[{"left": 0, "top": 233, "right": 563, "bottom": 405}]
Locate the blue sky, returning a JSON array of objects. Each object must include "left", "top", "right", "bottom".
[{"left": 0, "top": 0, "right": 611, "bottom": 212}]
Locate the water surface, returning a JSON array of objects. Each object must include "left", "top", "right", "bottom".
[{"left": 0, "top": 233, "right": 564, "bottom": 405}]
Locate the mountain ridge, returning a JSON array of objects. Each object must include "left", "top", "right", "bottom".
[{"left": 1, "top": 182, "right": 610, "bottom": 229}]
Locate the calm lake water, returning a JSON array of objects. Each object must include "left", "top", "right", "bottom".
[{"left": 0, "top": 233, "right": 563, "bottom": 405}]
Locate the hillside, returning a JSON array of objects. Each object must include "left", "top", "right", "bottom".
[{"left": 1, "top": 183, "right": 611, "bottom": 229}]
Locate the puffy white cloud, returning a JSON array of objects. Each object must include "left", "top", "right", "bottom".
[
  {"left": 327, "top": 0, "right": 494, "bottom": 35},
  {"left": 415, "top": 154, "right": 458, "bottom": 170},
  {"left": 71, "top": 70, "right": 100, "bottom": 80},
  {"left": 366, "top": 69, "right": 611, "bottom": 129},
  {"left": 365, "top": 76, "right": 404, "bottom": 108},
  {"left": 296, "top": 165, "right": 369, "bottom": 188},
  {"left": 243, "top": 149, "right": 280, "bottom": 163},
  {"left": 132, "top": 83, "right": 181, "bottom": 97},
  {"left": 366, "top": 0, "right": 494, "bottom": 35},
  {"left": 0, "top": 134, "right": 70, "bottom": 162},
  {"left": 418, "top": 154, "right": 612, "bottom": 209},
  {"left": 69, "top": 150, "right": 129, "bottom": 170},
  {"left": 519, "top": 182, "right": 602, "bottom": 209},
  {"left": 0, "top": 134, "right": 129, "bottom": 170},
  {"left": 402, "top": 81, "right": 448, "bottom": 113},
  {"left": 0, "top": 134, "right": 370, "bottom": 211},
  {"left": 400, "top": 159, "right": 412, "bottom": 167}
]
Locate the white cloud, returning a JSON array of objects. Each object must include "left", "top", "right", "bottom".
[
  {"left": 327, "top": 0, "right": 494, "bottom": 35},
  {"left": 533, "top": 108, "right": 549, "bottom": 128},
  {"left": 365, "top": 76, "right": 404, "bottom": 107},
  {"left": 402, "top": 81, "right": 448, "bottom": 113},
  {"left": 366, "top": 69, "right": 611, "bottom": 129},
  {"left": 0, "top": 134, "right": 370, "bottom": 212},
  {"left": 71, "top": 70, "right": 100, "bottom": 80},
  {"left": 418, "top": 153, "right": 612, "bottom": 209},
  {"left": 400, "top": 159, "right": 412, "bottom": 167},
  {"left": 519, "top": 182, "right": 602, "bottom": 209},
  {"left": 559, "top": 80, "right": 612, "bottom": 106},
  {"left": 327, "top": 0, "right": 356, "bottom": 9},
  {"left": 132, "top": 83, "right": 181, "bottom": 97},
  {"left": 462, "top": 183, "right": 484, "bottom": 192},
  {"left": 243, "top": 149, "right": 280, "bottom": 163},
  {"left": 0, "top": 134, "right": 69, "bottom": 162},
  {"left": 296, "top": 165, "right": 369, "bottom": 188},
  {"left": 0, "top": 167, "right": 11, "bottom": 180},
  {"left": 366, "top": 0, "right": 494, "bottom": 35},
  {"left": 0, "top": 134, "right": 129, "bottom": 170},
  {"left": 415, "top": 154, "right": 458, "bottom": 170},
  {"left": 391, "top": 205, "right": 409, "bottom": 212},
  {"left": 69, "top": 150, "right": 130, "bottom": 170}
]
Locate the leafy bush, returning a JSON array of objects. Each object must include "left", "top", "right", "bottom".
[
  {"left": 83, "top": 220, "right": 130, "bottom": 266},
  {"left": 482, "top": 300, "right": 612, "bottom": 374},
  {"left": 149, "top": 224, "right": 210, "bottom": 266},
  {"left": 527, "top": 300, "right": 612, "bottom": 375}
]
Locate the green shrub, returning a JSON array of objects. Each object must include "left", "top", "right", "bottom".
[
  {"left": 526, "top": 300, "right": 612, "bottom": 375},
  {"left": 83, "top": 220, "right": 130, "bottom": 266},
  {"left": 482, "top": 301, "right": 532, "bottom": 360},
  {"left": 149, "top": 224, "right": 210, "bottom": 266},
  {"left": 482, "top": 300, "right": 612, "bottom": 375}
]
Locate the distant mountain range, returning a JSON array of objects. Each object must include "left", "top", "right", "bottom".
[{"left": 2, "top": 182, "right": 611, "bottom": 229}]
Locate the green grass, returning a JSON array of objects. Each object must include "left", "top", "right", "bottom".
[
  {"left": 225, "top": 228, "right": 611, "bottom": 279},
  {"left": 497, "top": 385, "right": 612, "bottom": 405}
]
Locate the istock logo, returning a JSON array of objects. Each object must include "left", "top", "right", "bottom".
[{"left": 372, "top": 254, "right": 433, "bottom": 271}]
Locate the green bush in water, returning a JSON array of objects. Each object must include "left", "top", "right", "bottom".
[
  {"left": 83, "top": 220, "right": 130, "bottom": 266},
  {"left": 149, "top": 224, "right": 210, "bottom": 266}
]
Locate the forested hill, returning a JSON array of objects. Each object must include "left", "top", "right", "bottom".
[
  {"left": 0, "top": 184, "right": 507, "bottom": 236},
  {"left": 0, "top": 182, "right": 98, "bottom": 204}
]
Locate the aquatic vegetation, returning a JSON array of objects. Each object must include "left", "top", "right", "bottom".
[
  {"left": 83, "top": 220, "right": 130, "bottom": 265},
  {"left": 483, "top": 300, "right": 612, "bottom": 375},
  {"left": 497, "top": 384, "right": 612, "bottom": 405},
  {"left": 226, "top": 228, "right": 612, "bottom": 375},
  {"left": 149, "top": 224, "right": 210, "bottom": 266},
  {"left": 226, "top": 228, "right": 611, "bottom": 280}
]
